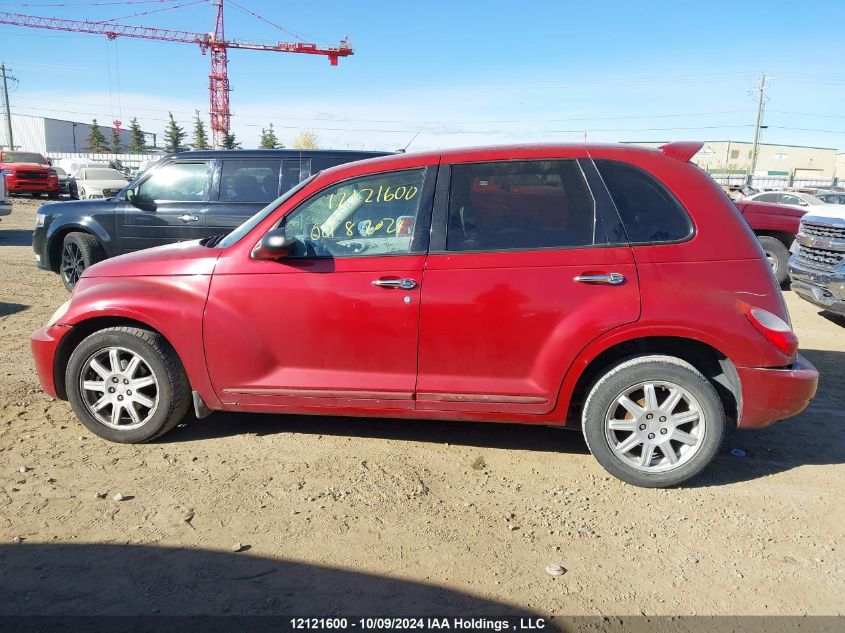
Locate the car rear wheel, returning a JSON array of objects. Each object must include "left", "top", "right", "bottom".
[
  {"left": 582, "top": 355, "right": 725, "bottom": 488},
  {"left": 60, "top": 232, "right": 105, "bottom": 291},
  {"left": 66, "top": 326, "right": 191, "bottom": 443},
  {"left": 78, "top": 187, "right": 87, "bottom": 200},
  {"left": 758, "top": 236, "right": 790, "bottom": 285}
]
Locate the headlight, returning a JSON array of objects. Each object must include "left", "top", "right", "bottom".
[
  {"left": 48, "top": 299, "right": 71, "bottom": 326},
  {"left": 35, "top": 213, "right": 46, "bottom": 228}
]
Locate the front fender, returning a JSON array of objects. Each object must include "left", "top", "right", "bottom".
[
  {"left": 42, "top": 207, "right": 117, "bottom": 269},
  {"left": 59, "top": 274, "right": 221, "bottom": 410}
]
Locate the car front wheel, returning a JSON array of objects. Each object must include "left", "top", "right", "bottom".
[
  {"left": 59, "top": 232, "right": 105, "bottom": 291},
  {"left": 66, "top": 326, "right": 191, "bottom": 443},
  {"left": 582, "top": 355, "right": 725, "bottom": 488}
]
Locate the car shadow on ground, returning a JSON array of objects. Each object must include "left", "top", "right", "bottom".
[
  {"left": 167, "top": 410, "right": 590, "bottom": 456},
  {"left": 0, "top": 543, "right": 551, "bottom": 623},
  {"left": 164, "top": 349, "right": 844, "bottom": 487},
  {"left": 0, "top": 229, "right": 33, "bottom": 247},
  {"left": 0, "top": 302, "right": 28, "bottom": 317},
  {"left": 819, "top": 310, "right": 845, "bottom": 328}
]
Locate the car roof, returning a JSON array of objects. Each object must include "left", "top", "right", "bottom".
[{"left": 168, "top": 149, "right": 391, "bottom": 159}]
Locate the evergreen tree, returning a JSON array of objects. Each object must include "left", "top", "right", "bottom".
[
  {"left": 192, "top": 109, "right": 210, "bottom": 150},
  {"left": 86, "top": 119, "right": 108, "bottom": 153},
  {"left": 127, "top": 117, "right": 147, "bottom": 153},
  {"left": 292, "top": 129, "right": 318, "bottom": 150},
  {"left": 109, "top": 127, "right": 122, "bottom": 154},
  {"left": 164, "top": 112, "right": 187, "bottom": 153},
  {"left": 259, "top": 123, "right": 283, "bottom": 149},
  {"left": 221, "top": 131, "right": 241, "bottom": 149}
]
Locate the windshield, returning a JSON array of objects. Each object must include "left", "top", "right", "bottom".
[
  {"left": 3, "top": 151, "right": 47, "bottom": 164},
  {"left": 218, "top": 174, "right": 317, "bottom": 248},
  {"left": 85, "top": 168, "right": 124, "bottom": 180},
  {"left": 802, "top": 194, "right": 824, "bottom": 205}
]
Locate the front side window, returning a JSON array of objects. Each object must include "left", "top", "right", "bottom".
[
  {"left": 282, "top": 168, "right": 427, "bottom": 257},
  {"left": 219, "top": 159, "right": 281, "bottom": 202},
  {"left": 446, "top": 160, "right": 601, "bottom": 252},
  {"left": 137, "top": 161, "right": 210, "bottom": 202},
  {"left": 594, "top": 160, "right": 693, "bottom": 244},
  {"left": 779, "top": 194, "right": 805, "bottom": 206}
]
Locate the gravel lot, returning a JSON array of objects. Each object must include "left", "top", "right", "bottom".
[{"left": 0, "top": 197, "right": 843, "bottom": 617}]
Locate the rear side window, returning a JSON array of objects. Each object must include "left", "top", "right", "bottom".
[
  {"left": 446, "top": 160, "right": 603, "bottom": 252},
  {"left": 219, "top": 159, "right": 281, "bottom": 202},
  {"left": 594, "top": 160, "right": 693, "bottom": 244},
  {"left": 755, "top": 193, "right": 778, "bottom": 203}
]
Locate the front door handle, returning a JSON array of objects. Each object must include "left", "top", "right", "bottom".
[
  {"left": 178, "top": 214, "right": 199, "bottom": 223},
  {"left": 372, "top": 278, "right": 418, "bottom": 290},
  {"left": 573, "top": 272, "right": 625, "bottom": 285}
]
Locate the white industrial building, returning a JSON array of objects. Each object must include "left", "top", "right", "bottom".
[
  {"left": 631, "top": 140, "right": 840, "bottom": 188},
  {"left": 1, "top": 114, "right": 155, "bottom": 154}
]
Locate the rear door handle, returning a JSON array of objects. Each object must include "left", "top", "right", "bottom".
[
  {"left": 573, "top": 272, "right": 625, "bottom": 285},
  {"left": 178, "top": 214, "right": 199, "bottom": 223},
  {"left": 371, "top": 278, "right": 418, "bottom": 290}
]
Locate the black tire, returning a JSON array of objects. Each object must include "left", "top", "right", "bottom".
[
  {"left": 65, "top": 326, "right": 191, "bottom": 443},
  {"left": 59, "top": 232, "right": 105, "bottom": 291},
  {"left": 47, "top": 192, "right": 60, "bottom": 200},
  {"left": 582, "top": 355, "right": 725, "bottom": 488},
  {"left": 78, "top": 187, "right": 86, "bottom": 200},
  {"left": 758, "top": 235, "right": 790, "bottom": 285},
  {"left": 31, "top": 192, "right": 43, "bottom": 199}
]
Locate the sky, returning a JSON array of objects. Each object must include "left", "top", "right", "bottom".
[{"left": 1, "top": 0, "right": 845, "bottom": 153}]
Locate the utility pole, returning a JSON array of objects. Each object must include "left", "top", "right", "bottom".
[
  {"left": 1, "top": 62, "right": 13, "bottom": 150},
  {"left": 747, "top": 73, "right": 767, "bottom": 185}
]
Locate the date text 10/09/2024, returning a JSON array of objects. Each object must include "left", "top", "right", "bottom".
[{"left": 290, "top": 618, "right": 548, "bottom": 631}]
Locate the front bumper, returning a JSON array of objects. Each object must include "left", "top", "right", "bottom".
[
  {"left": 6, "top": 179, "right": 58, "bottom": 194},
  {"left": 736, "top": 354, "right": 819, "bottom": 429},
  {"left": 31, "top": 324, "right": 72, "bottom": 399},
  {"left": 788, "top": 258, "right": 845, "bottom": 316}
]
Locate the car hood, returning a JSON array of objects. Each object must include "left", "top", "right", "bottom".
[
  {"left": 82, "top": 240, "right": 221, "bottom": 279},
  {"left": 736, "top": 200, "right": 806, "bottom": 218},
  {"left": 78, "top": 178, "right": 128, "bottom": 189},
  {"left": 38, "top": 198, "right": 120, "bottom": 217},
  {"left": 802, "top": 206, "right": 845, "bottom": 221},
  {"left": 3, "top": 162, "right": 49, "bottom": 169}
]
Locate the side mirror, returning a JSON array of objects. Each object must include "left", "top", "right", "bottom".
[
  {"left": 127, "top": 188, "right": 156, "bottom": 211},
  {"left": 251, "top": 227, "right": 296, "bottom": 260}
]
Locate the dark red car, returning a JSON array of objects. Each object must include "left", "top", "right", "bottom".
[
  {"left": 31, "top": 142, "right": 818, "bottom": 487},
  {"left": 736, "top": 200, "right": 805, "bottom": 284},
  {"left": 0, "top": 150, "right": 59, "bottom": 198}
]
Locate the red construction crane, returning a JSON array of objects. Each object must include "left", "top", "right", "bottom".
[{"left": 0, "top": 0, "right": 352, "bottom": 147}]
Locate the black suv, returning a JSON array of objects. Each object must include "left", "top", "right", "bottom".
[{"left": 33, "top": 149, "right": 388, "bottom": 290}]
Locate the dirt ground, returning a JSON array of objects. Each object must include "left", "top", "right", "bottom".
[{"left": 0, "top": 196, "right": 843, "bottom": 618}]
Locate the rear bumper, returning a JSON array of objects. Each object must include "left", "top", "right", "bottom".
[
  {"left": 0, "top": 201, "right": 10, "bottom": 217},
  {"left": 736, "top": 354, "right": 819, "bottom": 429},
  {"left": 31, "top": 324, "right": 71, "bottom": 399}
]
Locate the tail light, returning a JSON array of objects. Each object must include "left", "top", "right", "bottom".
[{"left": 742, "top": 304, "right": 799, "bottom": 357}]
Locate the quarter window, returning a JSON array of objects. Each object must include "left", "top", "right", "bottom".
[
  {"left": 219, "top": 159, "right": 281, "bottom": 202},
  {"left": 446, "top": 160, "right": 601, "bottom": 252},
  {"left": 282, "top": 168, "right": 428, "bottom": 257},
  {"left": 137, "top": 162, "right": 210, "bottom": 202},
  {"left": 594, "top": 160, "right": 693, "bottom": 244}
]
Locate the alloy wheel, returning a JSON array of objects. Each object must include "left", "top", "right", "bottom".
[
  {"left": 60, "top": 242, "right": 85, "bottom": 288},
  {"left": 604, "top": 380, "right": 705, "bottom": 473},
  {"left": 78, "top": 346, "right": 159, "bottom": 430}
]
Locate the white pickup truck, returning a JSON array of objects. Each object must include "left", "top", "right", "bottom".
[
  {"left": 0, "top": 168, "right": 11, "bottom": 219},
  {"left": 789, "top": 205, "right": 845, "bottom": 317}
]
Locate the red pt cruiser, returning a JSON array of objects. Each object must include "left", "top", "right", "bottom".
[{"left": 31, "top": 143, "right": 818, "bottom": 487}]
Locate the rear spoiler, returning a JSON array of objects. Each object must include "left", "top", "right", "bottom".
[{"left": 659, "top": 141, "right": 704, "bottom": 162}]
